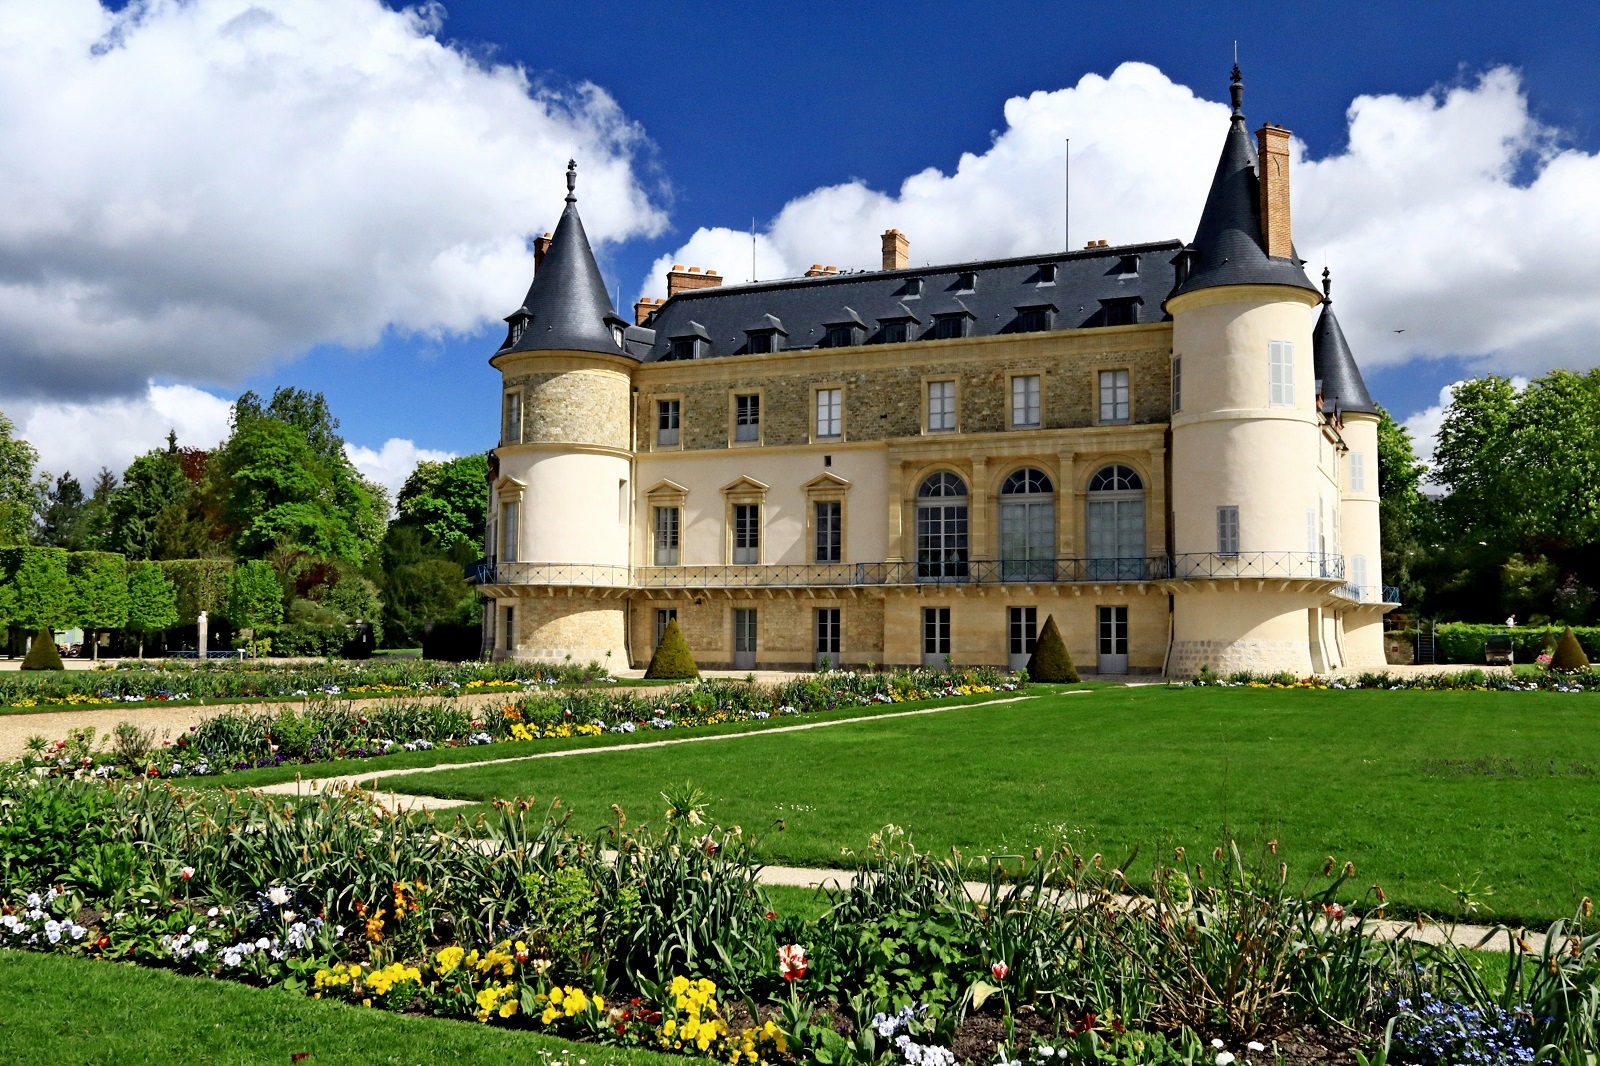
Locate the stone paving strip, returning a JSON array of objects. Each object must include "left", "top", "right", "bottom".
[{"left": 255, "top": 693, "right": 1056, "bottom": 806}]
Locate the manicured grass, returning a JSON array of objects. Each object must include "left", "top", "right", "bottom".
[
  {"left": 0, "top": 949, "right": 682, "bottom": 1066},
  {"left": 209, "top": 686, "right": 1062, "bottom": 789},
  {"left": 377, "top": 685, "right": 1600, "bottom": 925}
]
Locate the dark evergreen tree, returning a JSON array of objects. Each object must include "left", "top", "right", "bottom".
[
  {"left": 1026, "top": 615, "right": 1080, "bottom": 683},
  {"left": 645, "top": 619, "right": 699, "bottom": 679},
  {"left": 37, "top": 472, "right": 88, "bottom": 548}
]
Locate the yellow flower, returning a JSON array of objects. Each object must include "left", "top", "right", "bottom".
[{"left": 434, "top": 945, "right": 464, "bottom": 976}]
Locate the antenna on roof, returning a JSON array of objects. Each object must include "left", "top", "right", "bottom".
[
  {"left": 1064, "top": 138, "right": 1070, "bottom": 253},
  {"left": 751, "top": 217, "right": 757, "bottom": 283}
]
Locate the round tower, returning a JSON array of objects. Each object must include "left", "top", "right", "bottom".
[
  {"left": 1313, "top": 268, "right": 1389, "bottom": 668},
  {"left": 484, "top": 161, "right": 636, "bottom": 665},
  {"left": 1166, "top": 68, "right": 1338, "bottom": 677}
]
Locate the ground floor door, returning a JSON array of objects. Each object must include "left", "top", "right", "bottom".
[
  {"left": 1096, "top": 605, "right": 1128, "bottom": 674},
  {"left": 733, "top": 608, "right": 757, "bottom": 670},
  {"left": 922, "top": 607, "right": 951, "bottom": 668},
  {"left": 1007, "top": 606, "right": 1037, "bottom": 671}
]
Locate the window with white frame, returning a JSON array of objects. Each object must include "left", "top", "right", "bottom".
[
  {"left": 734, "top": 393, "right": 760, "bottom": 442},
  {"left": 1011, "top": 375, "right": 1041, "bottom": 428},
  {"left": 1098, "top": 369, "right": 1130, "bottom": 423},
  {"left": 814, "top": 500, "right": 842, "bottom": 563},
  {"left": 503, "top": 391, "right": 522, "bottom": 444},
  {"left": 1306, "top": 508, "right": 1317, "bottom": 555},
  {"left": 1268, "top": 341, "right": 1296, "bottom": 406},
  {"left": 1217, "top": 505, "right": 1240, "bottom": 555},
  {"left": 1350, "top": 450, "right": 1366, "bottom": 492},
  {"left": 656, "top": 399, "right": 680, "bottom": 446},
  {"left": 733, "top": 504, "right": 760, "bottom": 563},
  {"left": 927, "top": 380, "right": 956, "bottom": 432},
  {"left": 815, "top": 608, "right": 841, "bottom": 657},
  {"left": 815, "top": 388, "right": 842, "bottom": 438},
  {"left": 653, "top": 506, "right": 679, "bottom": 565},
  {"left": 499, "top": 501, "right": 520, "bottom": 563},
  {"left": 1172, "top": 356, "right": 1182, "bottom": 414},
  {"left": 1351, "top": 554, "right": 1368, "bottom": 593}
]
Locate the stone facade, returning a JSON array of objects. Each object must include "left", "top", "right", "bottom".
[
  {"left": 505, "top": 364, "right": 630, "bottom": 450},
  {"left": 1168, "top": 638, "right": 1312, "bottom": 679}
]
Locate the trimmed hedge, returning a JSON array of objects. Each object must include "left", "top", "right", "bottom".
[
  {"left": 20, "top": 627, "right": 63, "bottom": 671},
  {"left": 1433, "top": 623, "right": 1600, "bottom": 664},
  {"left": 1027, "top": 614, "right": 1080, "bottom": 683},
  {"left": 1553, "top": 626, "right": 1592, "bottom": 670},
  {"left": 644, "top": 618, "right": 698, "bottom": 679}
]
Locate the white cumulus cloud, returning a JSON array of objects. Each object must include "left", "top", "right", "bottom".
[
  {"left": 344, "top": 437, "right": 455, "bottom": 497},
  {"left": 12, "top": 383, "right": 234, "bottom": 480},
  {"left": 641, "top": 63, "right": 1600, "bottom": 410},
  {"left": 0, "top": 0, "right": 666, "bottom": 402}
]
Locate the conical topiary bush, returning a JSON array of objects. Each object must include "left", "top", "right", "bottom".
[
  {"left": 1025, "top": 614, "right": 1079, "bottom": 683},
  {"left": 1551, "top": 626, "right": 1591, "bottom": 671},
  {"left": 645, "top": 618, "right": 699, "bottom": 679},
  {"left": 21, "top": 626, "right": 64, "bottom": 671}
]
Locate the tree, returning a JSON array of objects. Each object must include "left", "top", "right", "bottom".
[
  {"left": 0, "top": 407, "right": 40, "bottom": 547},
  {"left": 126, "top": 560, "right": 178, "bottom": 658},
  {"left": 374, "top": 525, "right": 478, "bottom": 647},
  {"left": 226, "top": 558, "right": 284, "bottom": 654},
  {"left": 105, "top": 445, "right": 191, "bottom": 559},
  {"left": 1, "top": 547, "right": 72, "bottom": 633},
  {"left": 1026, "top": 614, "right": 1080, "bottom": 683},
  {"left": 1374, "top": 404, "right": 1429, "bottom": 607},
  {"left": 394, "top": 455, "right": 489, "bottom": 551},
  {"left": 212, "top": 390, "right": 386, "bottom": 564},
  {"left": 20, "top": 627, "right": 63, "bottom": 671},
  {"left": 37, "top": 472, "right": 89, "bottom": 549},
  {"left": 1552, "top": 626, "right": 1591, "bottom": 670},
  {"left": 68, "top": 551, "right": 130, "bottom": 659},
  {"left": 80, "top": 468, "right": 119, "bottom": 550},
  {"left": 644, "top": 618, "right": 698, "bottom": 679}
]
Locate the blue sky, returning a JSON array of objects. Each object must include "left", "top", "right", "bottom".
[{"left": 6, "top": 0, "right": 1600, "bottom": 489}]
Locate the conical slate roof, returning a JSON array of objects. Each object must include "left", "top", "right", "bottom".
[
  {"left": 499, "top": 161, "right": 630, "bottom": 359},
  {"left": 1170, "top": 67, "right": 1319, "bottom": 301},
  {"left": 1312, "top": 269, "right": 1377, "bottom": 416}
]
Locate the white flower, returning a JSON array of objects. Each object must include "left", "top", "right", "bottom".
[
  {"left": 265, "top": 886, "right": 292, "bottom": 906},
  {"left": 1216, "top": 1053, "right": 1236, "bottom": 1066},
  {"left": 1246, "top": 1042, "right": 1265, "bottom": 1053},
  {"left": 1212, "top": 1040, "right": 1226, "bottom": 1049}
]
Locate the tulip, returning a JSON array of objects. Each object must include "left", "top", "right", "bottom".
[{"left": 990, "top": 961, "right": 1009, "bottom": 981}]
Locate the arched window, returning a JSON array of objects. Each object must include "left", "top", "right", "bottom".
[
  {"left": 999, "top": 468, "right": 1055, "bottom": 580},
  {"left": 1086, "top": 464, "right": 1146, "bottom": 580},
  {"left": 916, "top": 472, "right": 968, "bottom": 580}
]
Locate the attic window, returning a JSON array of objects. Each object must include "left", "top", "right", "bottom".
[
  {"left": 1118, "top": 254, "right": 1139, "bottom": 276},
  {"left": 1015, "top": 307, "right": 1053, "bottom": 333},
  {"left": 1100, "top": 297, "right": 1141, "bottom": 327},
  {"left": 1038, "top": 264, "right": 1057, "bottom": 285},
  {"left": 612, "top": 325, "right": 625, "bottom": 348},
  {"left": 955, "top": 271, "right": 976, "bottom": 294},
  {"left": 904, "top": 278, "right": 923, "bottom": 299},
  {"left": 746, "top": 331, "right": 774, "bottom": 354},
  {"left": 669, "top": 337, "right": 698, "bottom": 361},
  {"left": 933, "top": 314, "right": 967, "bottom": 340},
  {"left": 880, "top": 321, "right": 909, "bottom": 344},
  {"left": 825, "top": 325, "right": 858, "bottom": 348},
  {"left": 506, "top": 315, "right": 528, "bottom": 346}
]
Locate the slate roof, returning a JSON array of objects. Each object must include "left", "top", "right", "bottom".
[
  {"left": 498, "top": 161, "right": 631, "bottom": 359},
  {"left": 636, "top": 241, "right": 1181, "bottom": 363},
  {"left": 1168, "top": 67, "right": 1320, "bottom": 302},
  {"left": 1312, "top": 270, "right": 1378, "bottom": 416}
]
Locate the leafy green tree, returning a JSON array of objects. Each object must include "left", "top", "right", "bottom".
[
  {"left": 38, "top": 472, "right": 89, "bottom": 549},
  {"left": 212, "top": 390, "right": 386, "bottom": 564},
  {"left": 159, "top": 559, "right": 234, "bottom": 626},
  {"left": 374, "top": 525, "right": 477, "bottom": 647},
  {"left": 105, "top": 445, "right": 191, "bottom": 560},
  {"left": 394, "top": 455, "right": 489, "bottom": 551},
  {"left": 68, "top": 552, "right": 130, "bottom": 659},
  {"left": 226, "top": 558, "right": 284, "bottom": 654},
  {"left": 0, "top": 408, "right": 40, "bottom": 547},
  {"left": 125, "top": 560, "right": 178, "bottom": 658},
  {"left": 80, "top": 468, "right": 119, "bottom": 550},
  {"left": 1374, "top": 404, "right": 1430, "bottom": 607},
  {"left": 1, "top": 547, "right": 72, "bottom": 632}
]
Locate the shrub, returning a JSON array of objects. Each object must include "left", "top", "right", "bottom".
[
  {"left": 1434, "top": 622, "right": 1600, "bottom": 665},
  {"left": 20, "top": 627, "right": 63, "bottom": 671},
  {"left": 645, "top": 619, "right": 699, "bottom": 680},
  {"left": 1552, "top": 626, "right": 1591, "bottom": 671},
  {"left": 1026, "top": 614, "right": 1079, "bottom": 683}
]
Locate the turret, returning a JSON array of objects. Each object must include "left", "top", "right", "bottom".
[
  {"left": 483, "top": 161, "right": 635, "bottom": 662},
  {"left": 1165, "top": 67, "right": 1340, "bottom": 677},
  {"left": 1314, "top": 268, "right": 1390, "bottom": 665}
]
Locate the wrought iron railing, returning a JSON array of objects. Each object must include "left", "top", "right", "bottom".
[
  {"left": 479, "top": 562, "right": 633, "bottom": 587},
  {"left": 1167, "top": 552, "right": 1345, "bottom": 581},
  {"left": 1333, "top": 583, "right": 1402, "bottom": 604}
]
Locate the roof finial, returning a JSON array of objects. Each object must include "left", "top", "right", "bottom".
[
  {"left": 1321, "top": 266, "right": 1332, "bottom": 304},
  {"left": 565, "top": 159, "right": 577, "bottom": 203},
  {"left": 1229, "top": 59, "right": 1244, "bottom": 119}
]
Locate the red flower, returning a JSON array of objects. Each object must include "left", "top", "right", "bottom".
[
  {"left": 764, "top": 911, "right": 777, "bottom": 920},
  {"left": 1323, "top": 903, "right": 1345, "bottom": 920},
  {"left": 778, "top": 943, "right": 808, "bottom": 982},
  {"left": 990, "top": 961, "right": 1009, "bottom": 981}
]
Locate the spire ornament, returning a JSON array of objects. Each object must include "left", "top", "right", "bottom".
[
  {"left": 565, "top": 159, "right": 577, "bottom": 202},
  {"left": 1229, "top": 64, "right": 1245, "bottom": 122},
  {"left": 1322, "top": 266, "right": 1332, "bottom": 304}
]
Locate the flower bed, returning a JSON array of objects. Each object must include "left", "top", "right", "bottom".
[
  {"left": 1189, "top": 666, "right": 1598, "bottom": 692},
  {"left": 3, "top": 771, "right": 1597, "bottom": 1065},
  {"left": 0, "top": 657, "right": 615, "bottom": 710},
  {"left": 18, "top": 668, "right": 1019, "bottom": 780}
]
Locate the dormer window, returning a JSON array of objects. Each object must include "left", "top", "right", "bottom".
[
  {"left": 1100, "top": 297, "right": 1142, "bottom": 327},
  {"left": 505, "top": 314, "right": 529, "bottom": 348},
  {"left": 904, "top": 278, "right": 923, "bottom": 299},
  {"left": 1014, "top": 305, "right": 1053, "bottom": 333},
  {"left": 933, "top": 314, "right": 967, "bottom": 340},
  {"left": 1038, "top": 264, "right": 1057, "bottom": 285},
  {"left": 746, "top": 331, "right": 774, "bottom": 354},
  {"left": 825, "top": 325, "right": 857, "bottom": 348},
  {"left": 1118, "top": 254, "right": 1139, "bottom": 276},
  {"left": 669, "top": 337, "right": 697, "bottom": 361},
  {"left": 612, "top": 324, "right": 625, "bottom": 348},
  {"left": 880, "top": 321, "right": 909, "bottom": 344},
  {"left": 955, "top": 271, "right": 976, "bottom": 294}
]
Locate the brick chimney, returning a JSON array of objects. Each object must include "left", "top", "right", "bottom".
[
  {"left": 633, "top": 296, "right": 664, "bottom": 326},
  {"left": 666, "top": 264, "right": 723, "bottom": 298},
  {"left": 881, "top": 229, "right": 909, "bottom": 271},
  {"left": 804, "top": 265, "right": 840, "bottom": 278},
  {"left": 533, "top": 231, "right": 553, "bottom": 272},
  {"left": 1256, "top": 124, "right": 1293, "bottom": 258}
]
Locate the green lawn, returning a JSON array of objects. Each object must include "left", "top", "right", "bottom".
[
  {"left": 0, "top": 949, "right": 684, "bottom": 1066},
  {"left": 373, "top": 684, "right": 1600, "bottom": 925}
]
